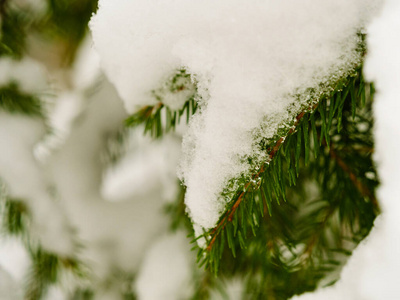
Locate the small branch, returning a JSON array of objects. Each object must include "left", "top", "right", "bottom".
[
  {"left": 329, "top": 145, "right": 380, "bottom": 211},
  {"left": 302, "top": 146, "right": 378, "bottom": 260},
  {"left": 302, "top": 205, "right": 337, "bottom": 259},
  {"left": 206, "top": 103, "right": 316, "bottom": 252},
  {"left": 143, "top": 102, "right": 163, "bottom": 118}
]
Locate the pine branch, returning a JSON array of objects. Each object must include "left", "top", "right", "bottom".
[
  {"left": 0, "top": 2, "right": 28, "bottom": 58},
  {"left": 141, "top": 62, "right": 378, "bottom": 298},
  {"left": 196, "top": 65, "right": 378, "bottom": 280},
  {"left": 206, "top": 101, "right": 321, "bottom": 252},
  {"left": 72, "top": 289, "right": 94, "bottom": 300},
  {"left": 120, "top": 51, "right": 377, "bottom": 299},
  {"left": 132, "top": 63, "right": 378, "bottom": 296},
  {"left": 125, "top": 98, "right": 197, "bottom": 137},
  {"left": 2, "top": 198, "right": 28, "bottom": 235},
  {"left": 25, "top": 247, "right": 87, "bottom": 300},
  {"left": 301, "top": 203, "right": 337, "bottom": 259},
  {"left": 125, "top": 69, "right": 198, "bottom": 137},
  {"left": 205, "top": 88, "right": 345, "bottom": 253},
  {"left": 328, "top": 144, "right": 379, "bottom": 211},
  {"left": 1, "top": 197, "right": 86, "bottom": 300},
  {"left": 0, "top": 84, "right": 44, "bottom": 116}
]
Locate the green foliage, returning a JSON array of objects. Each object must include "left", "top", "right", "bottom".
[
  {"left": 1, "top": 197, "right": 85, "bottom": 300},
  {"left": 0, "top": 3, "right": 26, "bottom": 58},
  {"left": 46, "top": 0, "right": 98, "bottom": 41},
  {"left": 126, "top": 59, "right": 378, "bottom": 299},
  {"left": 25, "top": 248, "right": 84, "bottom": 300},
  {"left": 145, "top": 65, "right": 378, "bottom": 299},
  {"left": 0, "top": 0, "right": 98, "bottom": 63},
  {"left": 25, "top": 249, "right": 60, "bottom": 300},
  {"left": 191, "top": 67, "right": 378, "bottom": 299},
  {"left": 0, "top": 1, "right": 101, "bottom": 299},
  {"left": 164, "top": 185, "right": 193, "bottom": 231},
  {"left": 2, "top": 198, "right": 28, "bottom": 235},
  {"left": 43, "top": 0, "right": 99, "bottom": 64},
  {"left": 0, "top": 84, "right": 44, "bottom": 116},
  {"left": 72, "top": 289, "right": 95, "bottom": 300},
  {"left": 125, "top": 69, "right": 198, "bottom": 138},
  {"left": 0, "top": 3, "right": 379, "bottom": 298}
]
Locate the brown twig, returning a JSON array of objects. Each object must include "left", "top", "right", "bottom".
[
  {"left": 329, "top": 145, "right": 380, "bottom": 211},
  {"left": 205, "top": 72, "right": 370, "bottom": 252},
  {"left": 302, "top": 145, "right": 378, "bottom": 259},
  {"left": 302, "top": 205, "right": 337, "bottom": 259},
  {"left": 206, "top": 103, "right": 318, "bottom": 252}
]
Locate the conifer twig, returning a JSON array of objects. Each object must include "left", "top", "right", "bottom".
[
  {"left": 329, "top": 145, "right": 379, "bottom": 211},
  {"left": 207, "top": 103, "right": 318, "bottom": 252},
  {"left": 302, "top": 205, "right": 337, "bottom": 259}
]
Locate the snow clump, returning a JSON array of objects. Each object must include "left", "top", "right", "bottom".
[{"left": 91, "top": 0, "right": 382, "bottom": 231}]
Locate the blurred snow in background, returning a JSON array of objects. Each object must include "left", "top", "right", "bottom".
[
  {"left": 0, "top": 36, "right": 194, "bottom": 299},
  {"left": 0, "top": 0, "right": 399, "bottom": 299}
]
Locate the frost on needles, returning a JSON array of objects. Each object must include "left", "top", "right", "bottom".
[{"left": 91, "top": 0, "right": 382, "bottom": 233}]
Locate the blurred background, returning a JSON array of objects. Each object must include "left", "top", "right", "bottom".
[{"left": 0, "top": 1, "right": 199, "bottom": 299}]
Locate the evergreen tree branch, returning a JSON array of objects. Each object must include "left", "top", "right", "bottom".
[
  {"left": 328, "top": 144, "right": 379, "bottom": 211},
  {"left": 206, "top": 102, "right": 320, "bottom": 252},
  {"left": 125, "top": 69, "right": 198, "bottom": 137},
  {"left": 0, "top": 197, "right": 87, "bottom": 299},
  {"left": 196, "top": 64, "right": 378, "bottom": 280},
  {"left": 121, "top": 56, "right": 377, "bottom": 296},
  {"left": 302, "top": 204, "right": 337, "bottom": 259},
  {"left": 0, "top": 84, "right": 44, "bottom": 117}
]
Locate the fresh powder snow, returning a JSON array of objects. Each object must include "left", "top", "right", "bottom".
[{"left": 91, "top": 0, "right": 382, "bottom": 232}]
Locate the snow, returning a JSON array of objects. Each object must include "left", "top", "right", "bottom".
[
  {"left": 38, "top": 41, "right": 186, "bottom": 283},
  {"left": 0, "top": 38, "right": 189, "bottom": 297},
  {"left": 0, "top": 237, "right": 30, "bottom": 300},
  {"left": 101, "top": 129, "right": 181, "bottom": 203},
  {"left": 91, "top": 0, "right": 382, "bottom": 231},
  {"left": 135, "top": 231, "right": 195, "bottom": 300},
  {"left": 35, "top": 39, "right": 101, "bottom": 162},
  {"left": 292, "top": 0, "right": 400, "bottom": 299},
  {"left": 44, "top": 79, "right": 171, "bottom": 278},
  {"left": 0, "top": 0, "right": 395, "bottom": 298},
  {"left": 0, "top": 57, "right": 48, "bottom": 94},
  {"left": 0, "top": 266, "right": 20, "bottom": 300},
  {"left": 0, "top": 237, "right": 30, "bottom": 283},
  {"left": 152, "top": 70, "right": 197, "bottom": 111},
  {"left": 43, "top": 287, "right": 67, "bottom": 300},
  {"left": 71, "top": 37, "right": 102, "bottom": 92},
  {"left": 0, "top": 113, "right": 75, "bottom": 256},
  {"left": 34, "top": 92, "right": 84, "bottom": 162},
  {"left": 209, "top": 277, "right": 245, "bottom": 300}
]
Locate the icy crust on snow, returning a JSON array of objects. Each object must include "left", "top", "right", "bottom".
[
  {"left": 92, "top": 0, "right": 381, "bottom": 230},
  {"left": 178, "top": 1, "right": 381, "bottom": 231}
]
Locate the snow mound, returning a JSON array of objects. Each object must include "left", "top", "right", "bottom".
[{"left": 91, "top": 0, "right": 381, "bottom": 230}]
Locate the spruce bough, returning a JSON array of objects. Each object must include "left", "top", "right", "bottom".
[{"left": 0, "top": 0, "right": 380, "bottom": 298}]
